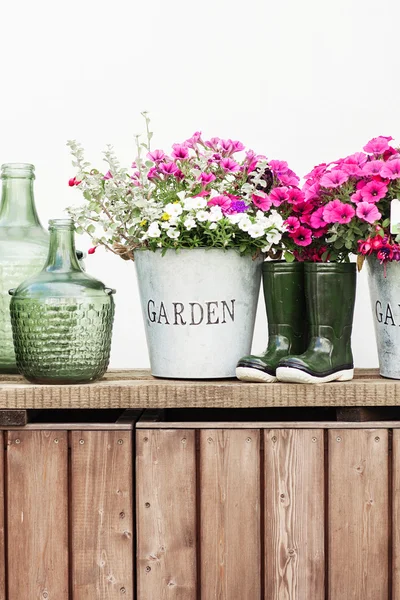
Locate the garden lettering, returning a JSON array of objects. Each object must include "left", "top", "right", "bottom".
[
  {"left": 375, "top": 300, "right": 399, "bottom": 326},
  {"left": 147, "top": 299, "right": 235, "bottom": 325}
]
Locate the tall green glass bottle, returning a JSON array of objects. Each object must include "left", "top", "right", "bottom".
[
  {"left": 0, "top": 164, "right": 49, "bottom": 373},
  {"left": 10, "top": 219, "right": 115, "bottom": 384}
]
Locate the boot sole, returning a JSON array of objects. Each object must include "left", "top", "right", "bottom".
[
  {"left": 276, "top": 367, "right": 354, "bottom": 384},
  {"left": 236, "top": 366, "right": 277, "bottom": 383}
]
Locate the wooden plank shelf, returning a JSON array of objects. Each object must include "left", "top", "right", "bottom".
[{"left": 0, "top": 368, "right": 399, "bottom": 409}]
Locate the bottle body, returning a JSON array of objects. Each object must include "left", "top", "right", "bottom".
[
  {"left": 10, "top": 219, "right": 115, "bottom": 384},
  {"left": 0, "top": 164, "right": 49, "bottom": 373}
]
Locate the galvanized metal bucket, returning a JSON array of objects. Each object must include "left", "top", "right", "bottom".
[
  {"left": 135, "top": 248, "right": 263, "bottom": 379},
  {"left": 367, "top": 256, "right": 400, "bottom": 379}
]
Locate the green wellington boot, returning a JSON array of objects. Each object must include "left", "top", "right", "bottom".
[
  {"left": 236, "top": 261, "right": 306, "bottom": 383},
  {"left": 276, "top": 262, "right": 356, "bottom": 384}
]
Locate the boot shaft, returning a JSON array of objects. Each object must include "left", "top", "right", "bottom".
[{"left": 262, "top": 261, "right": 306, "bottom": 337}]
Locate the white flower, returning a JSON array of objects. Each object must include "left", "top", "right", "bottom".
[
  {"left": 196, "top": 210, "right": 210, "bottom": 222},
  {"left": 209, "top": 222, "right": 218, "bottom": 230},
  {"left": 261, "top": 244, "right": 271, "bottom": 252},
  {"left": 266, "top": 230, "right": 282, "bottom": 245},
  {"left": 184, "top": 217, "right": 197, "bottom": 230},
  {"left": 209, "top": 206, "right": 223, "bottom": 222},
  {"left": 238, "top": 215, "right": 252, "bottom": 232},
  {"left": 176, "top": 191, "right": 187, "bottom": 202},
  {"left": 168, "top": 216, "right": 180, "bottom": 227},
  {"left": 160, "top": 222, "right": 171, "bottom": 230},
  {"left": 147, "top": 222, "right": 161, "bottom": 238},
  {"left": 248, "top": 223, "right": 266, "bottom": 238},
  {"left": 167, "top": 228, "right": 180, "bottom": 239},
  {"left": 164, "top": 202, "right": 183, "bottom": 217},
  {"left": 268, "top": 209, "right": 284, "bottom": 228},
  {"left": 227, "top": 213, "right": 243, "bottom": 225},
  {"left": 184, "top": 197, "right": 207, "bottom": 210}
]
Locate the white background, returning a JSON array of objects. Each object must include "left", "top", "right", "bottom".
[{"left": 1, "top": 0, "right": 398, "bottom": 369}]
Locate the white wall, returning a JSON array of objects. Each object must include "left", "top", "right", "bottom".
[{"left": 2, "top": 0, "right": 396, "bottom": 369}]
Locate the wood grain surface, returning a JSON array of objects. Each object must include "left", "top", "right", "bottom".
[
  {"left": 71, "top": 430, "right": 134, "bottom": 599},
  {"left": 136, "top": 429, "right": 197, "bottom": 599},
  {"left": 264, "top": 429, "right": 325, "bottom": 600},
  {"left": 328, "top": 429, "right": 389, "bottom": 599},
  {"left": 0, "top": 432, "right": 4, "bottom": 600},
  {"left": 6, "top": 430, "right": 69, "bottom": 599},
  {"left": 200, "top": 429, "right": 261, "bottom": 600},
  {"left": 392, "top": 429, "right": 400, "bottom": 598},
  {"left": 0, "top": 369, "right": 399, "bottom": 409}
]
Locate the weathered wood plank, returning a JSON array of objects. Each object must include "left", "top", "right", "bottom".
[
  {"left": 7, "top": 430, "right": 69, "bottom": 599},
  {"left": 138, "top": 420, "right": 400, "bottom": 429},
  {"left": 2, "top": 369, "right": 400, "bottom": 409},
  {"left": 0, "top": 432, "right": 4, "bottom": 600},
  {"left": 264, "top": 429, "right": 324, "bottom": 599},
  {"left": 200, "top": 429, "right": 260, "bottom": 600},
  {"left": 328, "top": 429, "right": 389, "bottom": 599},
  {"left": 71, "top": 431, "right": 133, "bottom": 599},
  {"left": 392, "top": 429, "right": 400, "bottom": 598},
  {"left": 136, "top": 429, "right": 197, "bottom": 599}
]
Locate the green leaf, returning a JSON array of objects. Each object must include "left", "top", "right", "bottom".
[
  {"left": 284, "top": 251, "right": 295, "bottom": 263},
  {"left": 87, "top": 224, "right": 96, "bottom": 234},
  {"left": 334, "top": 239, "right": 344, "bottom": 249},
  {"left": 321, "top": 250, "right": 330, "bottom": 262},
  {"left": 382, "top": 218, "right": 390, "bottom": 228}
]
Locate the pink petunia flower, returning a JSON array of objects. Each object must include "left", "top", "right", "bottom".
[
  {"left": 184, "top": 132, "right": 202, "bottom": 148},
  {"left": 147, "top": 149, "right": 165, "bottom": 162},
  {"left": 269, "top": 187, "right": 289, "bottom": 207},
  {"left": 159, "top": 162, "right": 180, "bottom": 176},
  {"left": 351, "top": 189, "right": 364, "bottom": 204},
  {"left": 284, "top": 216, "right": 300, "bottom": 232},
  {"left": 320, "top": 170, "right": 349, "bottom": 188},
  {"left": 344, "top": 152, "right": 368, "bottom": 167},
  {"left": 287, "top": 188, "right": 305, "bottom": 204},
  {"left": 304, "top": 163, "right": 327, "bottom": 179},
  {"left": 323, "top": 199, "right": 355, "bottom": 224},
  {"left": 363, "top": 136, "right": 393, "bottom": 155},
  {"left": 171, "top": 144, "right": 189, "bottom": 160},
  {"left": 103, "top": 171, "right": 113, "bottom": 180},
  {"left": 303, "top": 181, "right": 320, "bottom": 201},
  {"left": 207, "top": 195, "right": 232, "bottom": 213},
  {"left": 362, "top": 160, "right": 385, "bottom": 177},
  {"left": 380, "top": 159, "right": 400, "bottom": 180},
  {"left": 278, "top": 168, "right": 300, "bottom": 186},
  {"left": 198, "top": 172, "right": 216, "bottom": 185},
  {"left": 341, "top": 163, "right": 363, "bottom": 177},
  {"left": 356, "top": 202, "right": 382, "bottom": 224},
  {"left": 252, "top": 193, "right": 272, "bottom": 211},
  {"left": 220, "top": 157, "right": 240, "bottom": 172},
  {"left": 204, "top": 137, "right": 221, "bottom": 151},
  {"left": 310, "top": 207, "right": 327, "bottom": 229},
  {"left": 68, "top": 177, "right": 81, "bottom": 187},
  {"left": 290, "top": 226, "right": 312, "bottom": 247},
  {"left": 360, "top": 180, "right": 388, "bottom": 203},
  {"left": 269, "top": 160, "right": 289, "bottom": 176}
]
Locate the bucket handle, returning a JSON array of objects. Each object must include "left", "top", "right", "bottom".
[
  {"left": 105, "top": 287, "right": 116, "bottom": 296},
  {"left": 8, "top": 289, "right": 15, "bottom": 296}
]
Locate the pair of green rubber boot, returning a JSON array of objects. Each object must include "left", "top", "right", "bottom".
[{"left": 236, "top": 261, "right": 357, "bottom": 384}]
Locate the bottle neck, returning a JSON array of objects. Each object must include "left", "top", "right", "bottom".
[
  {"left": 44, "top": 226, "right": 82, "bottom": 273},
  {"left": 0, "top": 178, "right": 41, "bottom": 227}
]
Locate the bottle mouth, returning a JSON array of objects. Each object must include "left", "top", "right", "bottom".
[
  {"left": 48, "top": 218, "right": 75, "bottom": 230},
  {"left": 1, "top": 163, "right": 35, "bottom": 179}
]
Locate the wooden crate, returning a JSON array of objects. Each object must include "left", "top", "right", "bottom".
[
  {"left": 136, "top": 410, "right": 399, "bottom": 600},
  {"left": 0, "top": 409, "right": 140, "bottom": 600}
]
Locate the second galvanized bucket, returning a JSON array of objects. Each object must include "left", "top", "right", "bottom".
[
  {"left": 367, "top": 255, "right": 400, "bottom": 379},
  {"left": 135, "top": 248, "right": 263, "bottom": 379}
]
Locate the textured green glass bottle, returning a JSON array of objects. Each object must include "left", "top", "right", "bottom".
[
  {"left": 10, "top": 219, "right": 115, "bottom": 384},
  {"left": 0, "top": 164, "right": 49, "bottom": 373}
]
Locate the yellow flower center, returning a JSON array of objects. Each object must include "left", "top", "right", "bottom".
[
  {"left": 140, "top": 219, "right": 147, "bottom": 226},
  {"left": 161, "top": 213, "right": 170, "bottom": 221}
]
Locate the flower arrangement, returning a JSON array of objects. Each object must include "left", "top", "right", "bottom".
[
  {"left": 302, "top": 135, "right": 400, "bottom": 264},
  {"left": 67, "top": 113, "right": 317, "bottom": 261}
]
